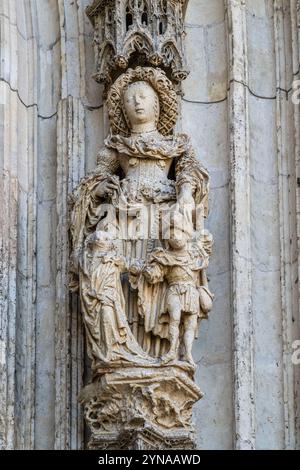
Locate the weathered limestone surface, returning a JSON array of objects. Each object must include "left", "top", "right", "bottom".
[{"left": 0, "top": 0, "right": 300, "bottom": 450}]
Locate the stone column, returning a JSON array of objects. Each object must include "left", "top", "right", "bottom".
[
  {"left": 274, "top": 0, "right": 300, "bottom": 449},
  {"left": 227, "top": 0, "right": 255, "bottom": 450},
  {"left": 226, "top": 0, "right": 300, "bottom": 449},
  {"left": 0, "top": 0, "right": 39, "bottom": 450}
]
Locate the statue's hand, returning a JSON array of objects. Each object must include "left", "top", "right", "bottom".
[
  {"left": 129, "top": 260, "right": 144, "bottom": 276},
  {"left": 94, "top": 177, "right": 119, "bottom": 198},
  {"left": 178, "top": 182, "right": 195, "bottom": 208},
  {"left": 178, "top": 184, "right": 195, "bottom": 232},
  {"left": 129, "top": 265, "right": 140, "bottom": 276}
]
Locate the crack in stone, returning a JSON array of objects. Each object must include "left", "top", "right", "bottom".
[
  {"left": 230, "top": 78, "right": 293, "bottom": 100},
  {"left": 0, "top": 77, "right": 58, "bottom": 120},
  {"left": 1, "top": 77, "right": 104, "bottom": 118},
  {"left": 183, "top": 75, "right": 298, "bottom": 105},
  {"left": 211, "top": 182, "right": 230, "bottom": 190},
  {"left": 0, "top": 12, "right": 34, "bottom": 43},
  {"left": 293, "top": 65, "right": 300, "bottom": 77},
  {"left": 183, "top": 95, "right": 227, "bottom": 105},
  {"left": 250, "top": 174, "right": 278, "bottom": 186},
  {"left": 84, "top": 103, "right": 103, "bottom": 111},
  {"left": 4, "top": 71, "right": 297, "bottom": 116},
  {"left": 43, "top": 35, "right": 61, "bottom": 52},
  {"left": 0, "top": 13, "right": 62, "bottom": 50}
]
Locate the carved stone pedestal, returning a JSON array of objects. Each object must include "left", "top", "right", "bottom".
[{"left": 79, "top": 366, "right": 203, "bottom": 450}]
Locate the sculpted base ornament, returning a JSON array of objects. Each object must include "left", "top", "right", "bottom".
[{"left": 70, "top": 66, "right": 213, "bottom": 449}]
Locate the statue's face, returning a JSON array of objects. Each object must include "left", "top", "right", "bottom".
[
  {"left": 168, "top": 238, "right": 187, "bottom": 250},
  {"left": 123, "top": 81, "right": 159, "bottom": 128},
  {"left": 88, "top": 230, "right": 113, "bottom": 252},
  {"left": 168, "top": 227, "right": 188, "bottom": 250}
]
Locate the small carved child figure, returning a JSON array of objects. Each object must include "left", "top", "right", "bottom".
[
  {"left": 81, "top": 230, "right": 147, "bottom": 365},
  {"left": 137, "top": 213, "right": 213, "bottom": 366}
]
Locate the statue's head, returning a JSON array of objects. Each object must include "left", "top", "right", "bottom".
[
  {"left": 168, "top": 232, "right": 188, "bottom": 250},
  {"left": 163, "top": 211, "right": 193, "bottom": 250},
  {"left": 123, "top": 81, "right": 159, "bottom": 131},
  {"left": 86, "top": 230, "right": 115, "bottom": 253},
  {"left": 106, "top": 67, "right": 178, "bottom": 136}
]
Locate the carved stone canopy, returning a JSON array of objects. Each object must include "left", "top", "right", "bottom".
[{"left": 86, "top": 0, "right": 189, "bottom": 93}]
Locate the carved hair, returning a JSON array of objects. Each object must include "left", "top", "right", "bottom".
[{"left": 106, "top": 67, "right": 178, "bottom": 136}]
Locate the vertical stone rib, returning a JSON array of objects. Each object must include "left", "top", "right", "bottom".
[
  {"left": 275, "top": 0, "right": 292, "bottom": 449},
  {"left": 0, "top": 0, "right": 40, "bottom": 449},
  {"left": 0, "top": 86, "right": 18, "bottom": 450},
  {"left": 55, "top": 0, "right": 92, "bottom": 449},
  {"left": 55, "top": 98, "right": 70, "bottom": 449},
  {"left": 14, "top": 0, "right": 38, "bottom": 450},
  {"left": 55, "top": 97, "right": 80, "bottom": 450},
  {"left": 55, "top": 97, "right": 85, "bottom": 450},
  {"left": 275, "top": 12, "right": 295, "bottom": 449},
  {"left": 227, "top": 0, "right": 255, "bottom": 449},
  {"left": 54, "top": 0, "right": 89, "bottom": 450},
  {"left": 24, "top": 107, "right": 38, "bottom": 450},
  {"left": 0, "top": 0, "right": 16, "bottom": 448},
  {"left": 0, "top": 0, "right": 39, "bottom": 449},
  {"left": 288, "top": 0, "right": 300, "bottom": 449},
  {"left": 69, "top": 96, "right": 85, "bottom": 450},
  {"left": 292, "top": 0, "right": 300, "bottom": 448}
]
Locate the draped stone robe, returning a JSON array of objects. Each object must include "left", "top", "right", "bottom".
[{"left": 70, "top": 131, "right": 210, "bottom": 360}]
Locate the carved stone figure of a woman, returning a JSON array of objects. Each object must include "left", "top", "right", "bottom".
[{"left": 70, "top": 67, "right": 210, "bottom": 360}]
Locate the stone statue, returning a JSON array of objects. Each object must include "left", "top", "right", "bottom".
[
  {"left": 70, "top": 66, "right": 213, "bottom": 449},
  {"left": 70, "top": 66, "right": 210, "bottom": 354},
  {"left": 79, "top": 229, "right": 152, "bottom": 369},
  {"left": 132, "top": 212, "right": 213, "bottom": 367}
]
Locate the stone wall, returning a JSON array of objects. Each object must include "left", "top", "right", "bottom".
[{"left": 0, "top": 0, "right": 299, "bottom": 449}]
